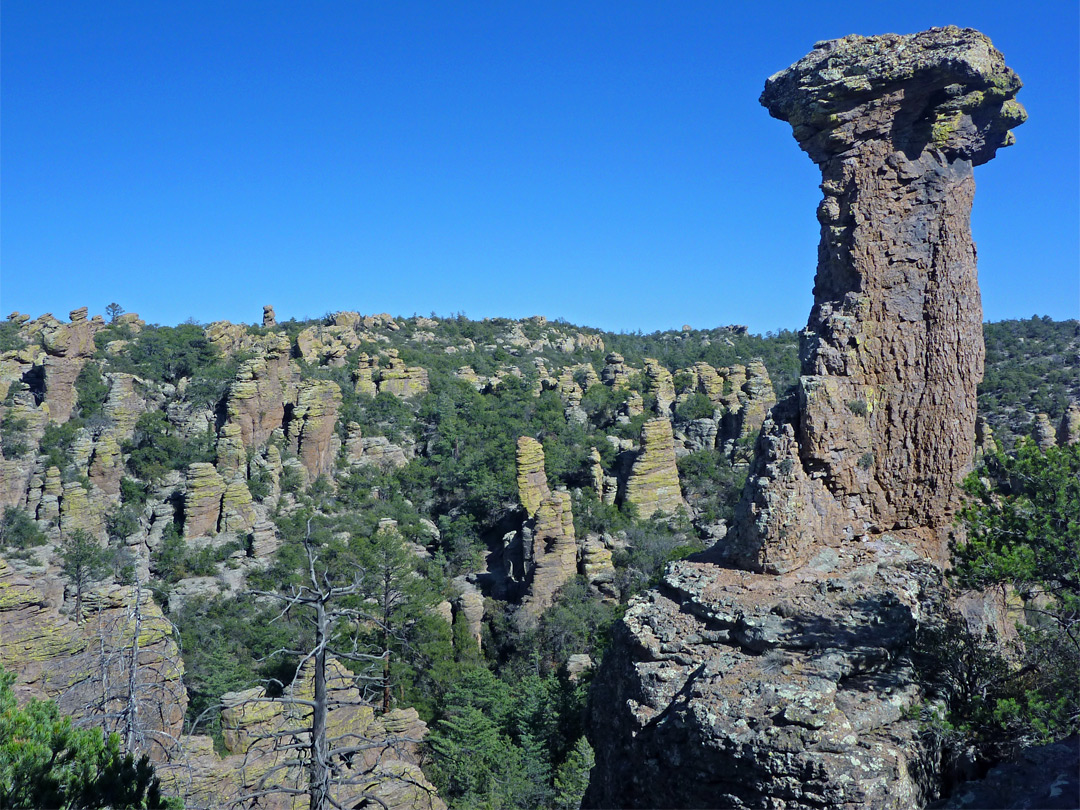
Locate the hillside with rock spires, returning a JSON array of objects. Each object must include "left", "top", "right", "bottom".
[{"left": 0, "top": 28, "right": 1076, "bottom": 810}]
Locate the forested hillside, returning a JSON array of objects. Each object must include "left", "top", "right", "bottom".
[{"left": 0, "top": 307, "right": 1075, "bottom": 808}]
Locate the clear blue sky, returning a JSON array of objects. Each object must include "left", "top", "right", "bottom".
[{"left": 2, "top": 1, "right": 1077, "bottom": 334}]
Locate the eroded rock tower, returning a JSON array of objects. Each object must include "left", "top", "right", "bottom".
[{"left": 585, "top": 27, "right": 1024, "bottom": 809}]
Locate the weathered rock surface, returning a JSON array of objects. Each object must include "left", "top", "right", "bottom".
[
  {"left": 644, "top": 359, "right": 676, "bottom": 416},
  {"left": 184, "top": 462, "right": 226, "bottom": 538},
  {"left": 1033, "top": 412, "right": 1057, "bottom": 450},
  {"left": 730, "top": 26, "right": 1025, "bottom": 574},
  {"left": 378, "top": 352, "right": 430, "bottom": 398},
  {"left": 586, "top": 28, "right": 1026, "bottom": 810},
  {"left": 932, "top": 735, "right": 1079, "bottom": 809},
  {"left": 587, "top": 542, "right": 946, "bottom": 809},
  {"left": 41, "top": 307, "right": 104, "bottom": 423},
  {"left": 287, "top": 379, "right": 342, "bottom": 480},
  {"left": 520, "top": 490, "right": 578, "bottom": 620},
  {"left": 1059, "top": 402, "right": 1080, "bottom": 446},
  {"left": 225, "top": 334, "right": 298, "bottom": 449},
  {"left": 164, "top": 658, "right": 444, "bottom": 810},
  {"left": 1, "top": 559, "right": 186, "bottom": 760},
  {"left": 453, "top": 579, "right": 485, "bottom": 651},
  {"left": 516, "top": 436, "right": 550, "bottom": 518},
  {"left": 579, "top": 535, "right": 616, "bottom": 599},
  {"left": 623, "top": 418, "right": 685, "bottom": 517}
]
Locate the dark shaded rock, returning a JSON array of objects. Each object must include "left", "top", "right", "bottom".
[{"left": 933, "top": 736, "right": 1079, "bottom": 809}]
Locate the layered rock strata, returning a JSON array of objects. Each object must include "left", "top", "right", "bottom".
[
  {"left": 287, "top": 379, "right": 342, "bottom": 480},
  {"left": 586, "top": 27, "right": 1025, "bottom": 810},
  {"left": 516, "top": 436, "right": 550, "bottom": 518},
  {"left": 520, "top": 490, "right": 578, "bottom": 620},
  {"left": 623, "top": 418, "right": 685, "bottom": 517},
  {"left": 161, "top": 658, "right": 443, "bottom": 810}
]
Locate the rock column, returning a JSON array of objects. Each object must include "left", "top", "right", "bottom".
[{"left": 731, "top": 27, "right": 1026, "bottom": 572}]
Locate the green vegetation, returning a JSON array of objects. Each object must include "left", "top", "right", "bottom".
[
  {"left": 0, "top": 412, "right": 30, "bottom": 459},
  {"left": 0, "top": 508, "right": 47, "bottom": 550},
  {"left": 1, "top": 311, "right": 1075, "bottom": 808},
  {"left": 59, "top": 529, "right": 113, "bottom": 623},
  {"left": 0, "top": 319, "right": 28, "bottom": 353},
  {"left": 979, "top": 316, "right": 1080, "bottom": 447},
  {"left": 0, "top": 668, "right": 177, "bottom": 809},
  {"left": 916, "top": 440, "right": 1079, "bottom": 770},
  {"left": 123, "top": 411, "right": 215, "bottom": 481},
  {"left": 674, "top": 391, "right": 715, "bottom": 422},
  {"left": 74, "top": 363, "right": 109, "bottom": 421}
]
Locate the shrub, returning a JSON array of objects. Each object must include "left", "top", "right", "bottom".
[
  {"left": 74, "top": 363, "right": 109, "bottom": 420},
  {"left": 0, "top": 413, "right": 30, "bottom": 459},
  {"left": 846, "top": 399, "right": 868, "bottom": 417},
  {"left": 0, "top": 507, "right": 47, "bottom": 549},
  {"left": 674, "top": 392, "right": 715, "bottom": 422}
]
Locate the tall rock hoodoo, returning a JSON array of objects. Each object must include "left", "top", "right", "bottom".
[
  {"left": 729, "top": 26, "right": 1025, "bottom": 574},
  {"left": 586, "top": 28, "right": 1025, "bottom": 810}
]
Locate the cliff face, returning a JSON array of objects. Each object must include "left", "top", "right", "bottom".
[{"left": 585, "top": 27, "right": 1025, "bottom": 809}]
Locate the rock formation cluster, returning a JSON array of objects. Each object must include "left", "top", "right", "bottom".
[{"left": 586, "top": 27, "right": 1027, "bottom": 809}]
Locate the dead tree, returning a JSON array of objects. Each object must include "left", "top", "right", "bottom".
[
  {"left": 231, "top": 526, "right": 437, "bottom": 810},
  {"left": 62, "top": 578, "right": 188, "bottom": 764}
]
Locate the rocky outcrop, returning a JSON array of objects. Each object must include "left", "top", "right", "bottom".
[
  {"left": 262, "top": 305, "right": 277, "bottom": 328},
  {"left": 587, "top": 542, "right": 948, "bottom": 809},
  {"left": 452, "top": 579, "right": 485, "bottom": 651},
  {"left": 1, "top": 559, "right": 186, "bottom": 760},
  {"left": 0, "top": 396, "right": 50, "bottom": 508},
  {"left": 727, "top": 360, "right": 776, "bottom": 458},
  {"left": 586, "top": 28, "right": 1026, "bottom": 810},
  {"left": 215, "top": 422, "right": 247, "bottom": 479},
  {"left": 516, "top": 436, "right": 549, "bottom": 518},
  {"left": 1059, "top": 402, "right": 1080, "bottom": 446},
  {"left": 729, "top": 26, "right": 1025, "bottom": 574},
  {"left": 219, "top": 479, "right": 257, "bottom": 535},
  {"left": 520, "top": 490, "right": 578, "bottom": 620},
  {"left": 354, "top": 436, "right": 411, "bottom": 469},
  {"left": 588, "top": 447, "right": 605, "bottom": 495},
  {"left": 87, "top": 434, "right": 124, "bottom": 497},
  {"left": 225, "top": 334, "right": 298, "bottom": 449},
  {"left": 1033, "top": 412, "right": 1057, "bottom": 450},
  {"left": 600, "top": 353, "right": 631, "bottom": 389},
  {"left": 623, "top": 418, "right": 685, "bottom": 517},
  {"left": 643, "top": 359, "right": 676, "bottom": 415},
  {"left": 378, "top": 352, "right": 430, "bottom": 398},
  {"left": 579, "top": 535, "right": 616, "bottom": 599},
  {"left": 165, "top": 657, "right": 444, "bottom": 810},
  {"left": 934, "top": 735, "right": 1079, "bottom": 809},
  {"left": 60, "top": 481, "right": 106, "bottom": 539},
  {"left": 41, "top": 307, "right": 104, "bottom": 424},
  {"left": 287, "top": 379, "right": 342, "bottom": 480},
  {"left": 183, "top": 462, "right": 226, "bottom": 538},
  {"left": 102, "top": 373, "right": 146, "bottom": 438}
]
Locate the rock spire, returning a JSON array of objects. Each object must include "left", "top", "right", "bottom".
[
  {"left": 585, "top": 28, "right": 1026, "bottom": 809},
  {"left": 730, "top": 26, "right": 1026, "bottom": 572}
]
